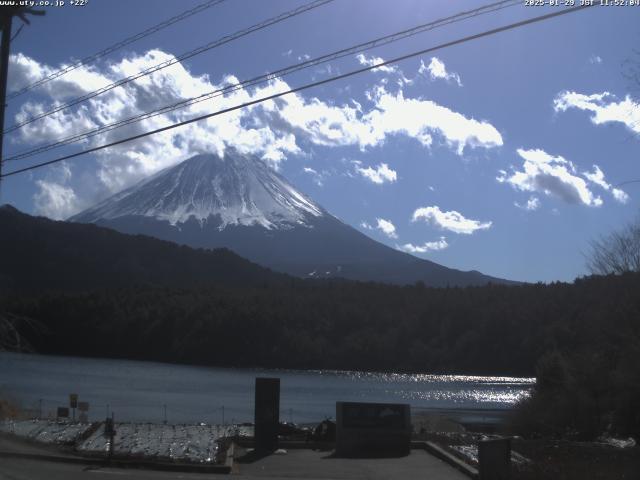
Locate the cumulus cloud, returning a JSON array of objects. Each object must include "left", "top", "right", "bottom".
[
  {"left": 356, "top": 162, "right": 397, "bottom": 184},
  {"left": 9, "top": 52, "right": 111, "bottom": 100},
  {"left": 255, "top": 82, "right": 501, "bottom": 155},
  {"left": 376, "top": 218, "right": 398, "bottom": 239},
  {"left": 398, "top": 237, "right": 448, "bottom": 253},
  {"left": 356, "top": 53, "right": 398, "bottom": 74},
  {"left": 412, "top": 206, "right": 492, "bottom": 235},
  {"left": 34, "top": 182, "right": 79, "bottom": 220},
  {"left": 583, "top": 165, "right": 629, "bottom": 204},
  {"left": 499, "top": 148, "right": 603, "bottom": 207},
  {"left": 514, "top": 196, "right": 541, "bottom": 211},
  {"left": 9, "top": 50, "right": 305, "bottom": 196},
  {"left": 32, "top": 162, "right": 83, "bottom": 219},
  {"left": 360, "top": 221, "right": 373, "bottom": 230},
  {"left": 9, "top": 49, "right": 502, "bottom": 215},
  {"left": 355, "top": 53, "right": 414, "bottom": 87},
  {"left": 553, "top": 91, "right": 640, "bottom": 134},
  {"left": 419, "top": 57, "right": 462, "bottom": 86},
  {"left": 589, "top": 55, "right": 603, "bottom": 65},
  {"left": 360, "top": 87, "right": 501, "bottom": 154}
]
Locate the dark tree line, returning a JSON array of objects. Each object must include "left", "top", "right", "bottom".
[{"left": 3, "top": 271, "right": 640, "bottom": 437}]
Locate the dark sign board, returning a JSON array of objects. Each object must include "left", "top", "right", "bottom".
[
  {"left": 254, "top": 377, "right": 280, "bottom": 452},
  {"left": 78, "top": 401, "right": 89, "bottom": 412},
  {"left": 336, "top": 402, "right": 411, "bottom": 457},
  {"left": 479, "top": 437, "right": 511, "bottom": 480},
  {"left": 69, "top": 394, "right": 78, "bottom": 409},
  {"left": 57, "top": 407, "right": 69, "bottom": 418}
]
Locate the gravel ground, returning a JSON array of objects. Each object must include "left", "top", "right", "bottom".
[
  {"left": 0, "top": 419, "right": 93, "bottom": 445},
  {"left": 1, "top": 419, "right": 253, "bottom": 463}
]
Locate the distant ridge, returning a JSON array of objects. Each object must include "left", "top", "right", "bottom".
[{"left": 0, "top": 204, "right": 290, "bottom": 292}]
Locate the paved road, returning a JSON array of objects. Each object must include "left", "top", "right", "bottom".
[
  {"left": 233, "top": 449, "right": 469, "bottom": 479},
  {"left": 0, "top": 450, "right": 469, "bottom": 480},
  {"left": 0, "top": 458, "right": 220, "bottom": 480},
  {"left": 0, "top": 433, "right": 468, "bottom": 479},
  {"left": 0, "top": 452, "right": 469, "bottom": 480}
]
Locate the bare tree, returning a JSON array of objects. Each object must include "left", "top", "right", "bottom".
[
  {"left": 0, "top": 312, "right": 43, "bottom": 352},
  {"left": 587, "top": 218, "right": 640, "bottom": 275}
]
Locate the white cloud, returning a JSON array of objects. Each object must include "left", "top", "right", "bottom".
[
  {"left": 356, "top": 162, "right": 397, "bottom": 184},
  {"left": 376, "top": 218, "right": 398, "bottom": 239},
  {"left": 356, "top": 53, "right": 398, "bottom": 74},
  {"left": 589, "top": 55, "right": 603, "bottom": 64},
  {"left": 398, "top": 237, "right": 448, "bottom": 253},
  {"left": 419, "top": 57, "right": 462, "bottom": 86},
  {"left": 10, "top": 49, "right": 502, "bottom": 214},
  {"left": 34, "top": 182, "right": 79, "bottom": 220},
  {"left": 360, "top": 221, "right": 373, "bottom": 230},
  {"left": 261, "top": 84, "right": 502, "bottom": 155},
  {"left": 355, "top": 53, "right": 415, "bottom": 87},
  {"left": 359, "top": 87, "right": 502, "bottom": 154},
  {"left": 582, "top": 164, "right": 609, "bottom": 189},
  {"left": 303, "top": 166, "right": 331, "bottom": 186},
  {"left": 583, "top": 165, "right": 629, "bottom": 204},
  {"left": 514, "top": 196, "right": 540, "bottom": 211},
  {"left": 612, "top": 188, "right": 630, "bottom": 203},
  {"left": 9, "top": 50, "right": 304, "bottom": 197},
  {"left": 9, "top": 52, "right": 112, "bottom": 100},
  {"left": 412, "top": 206, "right": 492, "bottom": 235},
  {"left": 32, "top": 162, "right": 82, "bottom": 220},
  {"left": 554, "top": 91, "right": 640, "bottom": 134},
  {"left": 500, "top": 148, "right": 603, "bottom": 207}
]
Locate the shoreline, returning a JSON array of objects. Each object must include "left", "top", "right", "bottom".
[{"left": 0, "top": 350, "right": 538, "bottom": 380}]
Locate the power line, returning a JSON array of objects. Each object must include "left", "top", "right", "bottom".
[
  {"left": 6, "top": 0, "right": 227, "bottom": 100},
  {"left": 615, "top": 179, "right": 640, "bottom": 187},
  {"left": 5, "top": 0, "right": 521, "bottom": 163},
  {"left": 1, "top": 4, "right": 594, "bottom": 179},
  {"left": 4, "top": 0, "right": 334, "bottom": 134}
]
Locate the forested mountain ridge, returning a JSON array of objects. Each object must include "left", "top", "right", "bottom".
[
  {"left": 4, "top": 270, "right": 639, "bottom": 379},
  {"left": 0, "top": 204, "right": 291, "bottom": 291}
]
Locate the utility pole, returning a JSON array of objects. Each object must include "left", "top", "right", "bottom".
[
  {"left": 0, "top": 13, "right": 12, "bottom": 184},
  {"left": 0, "top": 7, "right": 44, "bottom": 189}
]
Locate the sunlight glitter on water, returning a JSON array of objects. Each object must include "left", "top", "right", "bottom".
[
  {"left": 336, "top": 370, "right": 536, "bottom": 385},
  {"left": 1, "top": 353, "right": 536, "bottom": 423},
  {"left": 394, "top": 387, "right": 532, "bottom": 404}
]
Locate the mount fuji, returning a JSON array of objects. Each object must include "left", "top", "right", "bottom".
[{"left": 71, "top": 151, "right": 511, "bottom": 286}]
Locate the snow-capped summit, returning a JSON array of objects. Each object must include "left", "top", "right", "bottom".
[
  {"left": 72, "top": 151, "right": 323, "bottom": 230},
  {"left": 71, "top": 151, "right": 512, "bottom": 287}
]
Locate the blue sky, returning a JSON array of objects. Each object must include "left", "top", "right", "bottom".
[{"left": 1, "top": 0, "right": 639, "bottom": 283}]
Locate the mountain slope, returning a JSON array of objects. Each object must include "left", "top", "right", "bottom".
[
  {"left": 71, "top": 151, "right": 513, "bottom": 287},
  {"left": 74, "top": 152, "right": 323, "bottom": 229},
  {"left": 0, "top": 205, "right": 290, "bottom": 292}
]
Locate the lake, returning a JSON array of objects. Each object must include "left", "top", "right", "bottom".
[{"left": 0, "top": 352, "right": 534, "bottom": 424}]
